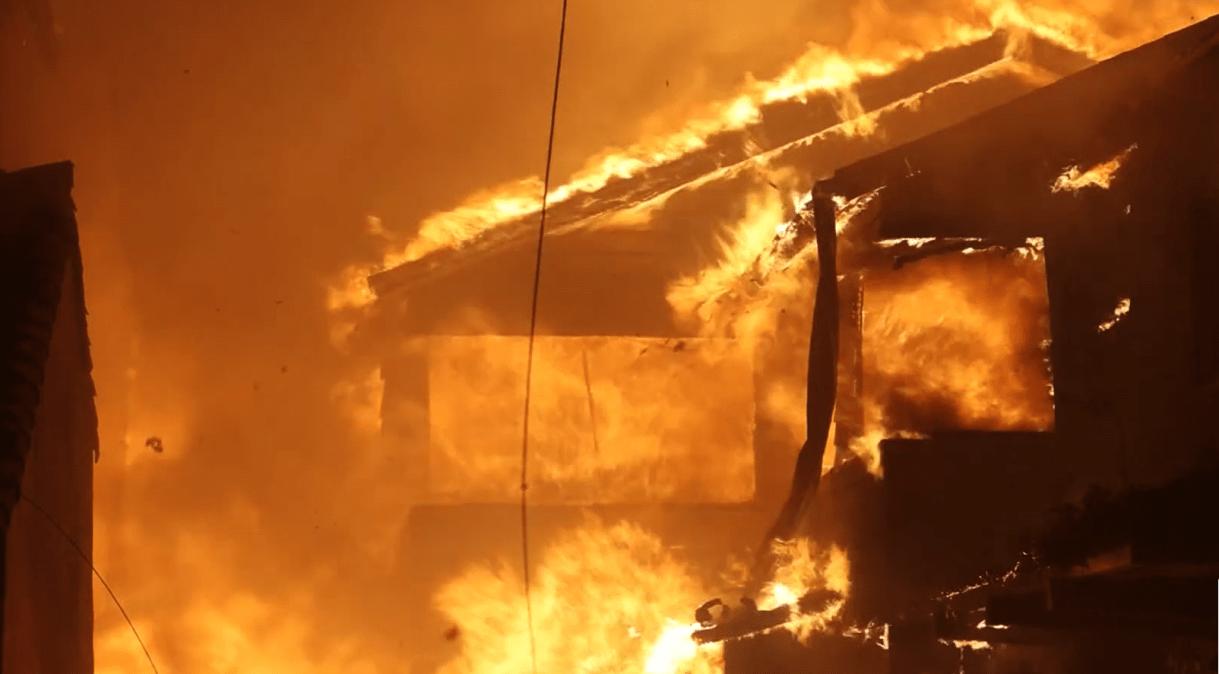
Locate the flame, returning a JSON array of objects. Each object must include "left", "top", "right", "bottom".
[
  {"left": 68, "top": 3, "right": 1219, "bottom": 673},
  {"left": 1097, "top": 296, "right": 1131, "bottom": 332},
  {"left": 434, "top": 519, "right": 723, "bottom": 674},
  {"left": 426, "top": 336, "right": 754, "bottom": 503},
  {"left": 1052, "top": 143, "right": 1138, "bottom": 193},
  {"left": 665, "top": 196, "right": 1055, "bottom": 478},
  {"left": 758, "top": 539, "right": 851, "bottom": 641},
  {"left": 329, "top": 5, "right": 1205, "bottom": 317},
  {"left": 665, "top": 183, "right": 795, "bottom": 338},
  {"left": 944, "top": 638, "right": 994, "bottom": 651},
  {"left": 858, "top": 251, "right": 1055, "bottom": 468},
  {"left": 435, "top": 524, "right": 855, "bottom": 674}
]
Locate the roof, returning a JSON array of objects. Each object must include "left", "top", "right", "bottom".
[
  {"left": 820, "top": 13, "right": 1219, "bottom": 488},
  {"left": 821, "top": 13, "right": 1219, "bottom": 240},
  {"left": 365, "top": 31, "right": 1092, "bottom": 336}
]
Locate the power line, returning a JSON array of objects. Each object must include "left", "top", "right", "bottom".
[
  {"left": 19, "top": 493, "right": 159, "bottom": 674},
  {"left": 519, "top": 0, "right": 570, "bottom": 671}
]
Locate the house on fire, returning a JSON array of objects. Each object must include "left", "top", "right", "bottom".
[
  {"left": 735, "top": 13, "right": 1219, "bottom": 674},
  {"left": 0, "top": 162, "right": 95, "bottom": 673},
  {"left": 364, "top": 23, "right": 1086, "bottom": 508},
  {"left": 360, "top": 13, "right": 1219, "bottom": 673}
]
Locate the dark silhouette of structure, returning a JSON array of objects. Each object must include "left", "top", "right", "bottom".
[{"left": 0, "top": 162, "right": 95, "bottom": 673}]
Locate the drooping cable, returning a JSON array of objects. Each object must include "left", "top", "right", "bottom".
[
  {"left": 519, "top": 1, "right": 569, "bottom": 672},
  {"left": 19, "top": 493, "right": 159, "bottom": 674}
]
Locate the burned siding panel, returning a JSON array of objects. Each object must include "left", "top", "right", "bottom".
[
  {"left": 0, "top": 162, "right": 95, "bottom": 673},
  {"left": 4, "top": 258, "right": 95, "bottom": 673}
]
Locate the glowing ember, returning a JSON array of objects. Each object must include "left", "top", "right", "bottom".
[
  {"left": 1051, "top": 143, "right": 1138, "bottom": 193},
  {"left": 1097, "top": 297, "right": 1131, "bottom": 333},
  {"left": 943, "top": 638, "right": 993, "bottom": 651}
]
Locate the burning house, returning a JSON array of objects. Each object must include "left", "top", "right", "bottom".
[
  {"left": 825, "top": 12, "right": 1219, "bottom": 672},
  {"left": 5, "top": 1, "right": 1218, "bottom": 672},
  {"left": 0, "top": 162, "right": 95, "bottom": 672},
  {"left": 344, "top": 12, "right": 1219, "bottom": 674},
  {"left": 723, "top": 12, "right": 1219, "bottom": 673}
]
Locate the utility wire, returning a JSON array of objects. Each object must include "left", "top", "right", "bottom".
[
  {"left": 19, "top": 493, "right": 159, "bottom": 674},
  {"left": 519, "top": 1, "right": 569, "bottom": 672}
]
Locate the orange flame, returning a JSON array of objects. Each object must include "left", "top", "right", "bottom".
[
  {"left": 857, "top": 250, "right": 1055, "bottom": 473},
  {"left": 329, "top": 4, "right": 1205, "bottom": 318},
  {"left": 434, "top": 523, "right": 855, "bottom": 674},
  {"left": 426, "top": 336, "right": 754, "bottom": 504},
  {"left": 1097, "top": 296, "right": 1131, "bottom": 333},
  {"left": 759, "top": 539, "right": 851, "bottom": 640},
  {"left": 1052, "top": 143, "right": 1138, "bottom": 193},
  {"left": 434, "top": 520, "right": 723, "bottom": 674}
]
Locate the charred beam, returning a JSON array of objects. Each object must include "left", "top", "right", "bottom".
[
  {"left": 692, "top": 589, "right": 843, "bottom": 644},
  {"left": 755, "top": 192, "right": 839, "bottom": 573}
]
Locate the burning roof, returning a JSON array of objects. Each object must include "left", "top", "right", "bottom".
[
  {"left": 347, "top": 11, "right": 1219, "bottom": 674},
  {"left": 347, "top": 29, "right": 1094, "bottom": 339}
]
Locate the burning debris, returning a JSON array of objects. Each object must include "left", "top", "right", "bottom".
[
  {"left": 1097, "top": 296, "right": 1131, "bottom": 332},
  {"left": 433, "top": 519, "right": 726, "bottom": 674},
  {"left": 1051, "top": 143, "right": 1138, "bottom": 193}
]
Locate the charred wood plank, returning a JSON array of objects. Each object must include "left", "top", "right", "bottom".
[
  {"left": 760, "top": 193, "right": 838, "bottom": 553},
  {"left": 692, "top": 589, "right": 843, "bottom": 644}
]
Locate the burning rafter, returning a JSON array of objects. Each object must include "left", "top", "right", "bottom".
[{"left": 1051, "top": 143, "right": 1138, "bottom": 193}]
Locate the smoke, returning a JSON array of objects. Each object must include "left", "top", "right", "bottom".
[
  {"left": 0, "top": 2, "right": 859, "bottom": 670},
  {"left": 1, "top": 1, "right": 1212, "bottom": 672}
]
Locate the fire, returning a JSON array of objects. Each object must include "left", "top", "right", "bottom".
[
  {"left": 434, "top": 522, "right": 855, "bottom": 674},
  {"left": 329, "top": 5, "right": 1203, "bottom": 318},
  {"left": 664, "top": 183, "right": 795, "bottom": 338},
  {"left": 858, "top": 250, "right": 1055, "bottom": 470},
  {"left": 1052, "top": 143, "right": 1138, "bottom": 193},
  {"left": 666, "top": 193, "right": 1054, "bottom": 480},
  {"left": 426, "top": 336, "right": 754, "bottom": 503},
  {"left": 434, "top": 519, "right": 723, "bottom": 674},
  {"left": 1097, "top": 296, "right": 1131, "bottom": 333},
  {"left": 665, "top": 185, "right": 882, "bottom": 346},
  {"left": 758, "top": 539, "right": 851, "bottom": 641},
  {"left": 944, "top": 639, "right": 993, "bottom": 651}
]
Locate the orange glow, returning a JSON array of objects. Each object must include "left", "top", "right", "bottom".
[
  {"left": 758, "top": 539, "right": 851, "bottom": 640},
  {"left": 5, "top": 1, "right": 1208, "bottom": 671},
  {"left": 434, "top": 520, "right": 724, "bottom": 674},
  {"left": 331, "top": 366, "right": 384, "bottom": 435},
  {"left": 427, "top": 336, "right": 754, "bottom": 503},
  {"left": 434, "top": 523, "right": 854, "bottom": 674},
  {"left": 1052, "top": 143, "right": 1138, "bottom": 193},
  {"left": 858, "top": 250, "right": 1055, "bottom": 472},
  {"left": 1097, "top": 296, "right": 1132, "bottom": 332},
  {"left": 330, "top": 5, "right": 1200, "bottom": 317},
  {"left": 665, "top": 182, "right": 798, "bottom": 339}
]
